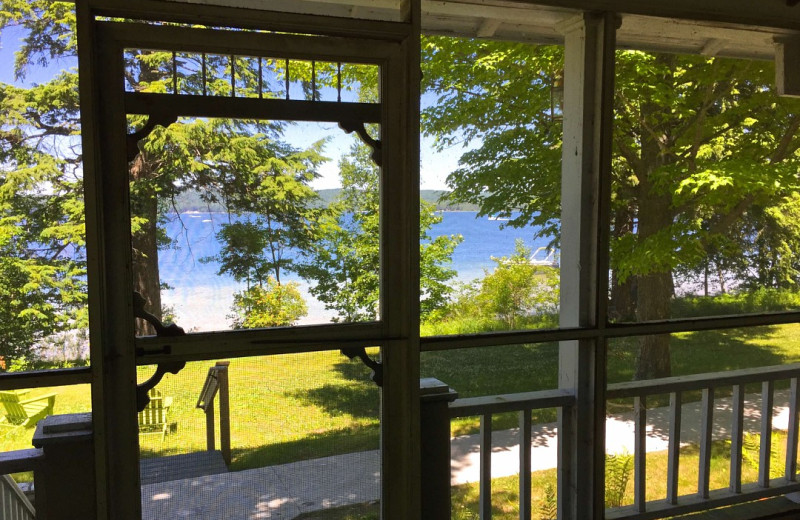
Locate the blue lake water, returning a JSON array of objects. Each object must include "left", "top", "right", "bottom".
[{"left": 159, "top": 211, "right": 552, "bottom": 330}]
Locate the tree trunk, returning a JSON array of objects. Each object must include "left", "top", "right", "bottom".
[
  {"left": 610, "top": 207, "right": 637, "bottom": 321},
  {"left": 129, "top": 154, "right": 162, "bottom": 336},
  {"left": 610, "top": 272, "right": 637, "bottom": 321},
  {"left": 634, "top": 85, "right": 675, "bottom": 380},
  {"left": 634, "top": 271, "right": 673, "bottom": 380}
]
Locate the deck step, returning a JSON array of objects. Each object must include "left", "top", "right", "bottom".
[{"left": 140, "top": 450, "right": 228, "bottom": 485}]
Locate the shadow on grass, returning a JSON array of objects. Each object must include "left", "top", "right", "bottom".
[
  {"left": 228, "top": 423, "right": 380, "bottom": 470},
  {"left": 293, "top": 501, "right": 379, "bottom": 520},
  {"left": 608, "top": 325, "right": 787, "bottom": 385},
  {"left": 288, "top": 357, "right": 380, "bottom": 420},
  {"left": 421, "top": 342, "right": 559, "bottom": 397}
]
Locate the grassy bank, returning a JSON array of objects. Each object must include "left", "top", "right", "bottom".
[{"left": 2, "top": 323, "right": 800, "bottom": 468}]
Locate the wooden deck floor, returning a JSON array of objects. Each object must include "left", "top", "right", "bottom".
[
  {"left": 671, "top": 497, "right": 800, "bottom": 520},
  {"left": 140, "top": 450, "right": 228, "bottom": 485}
]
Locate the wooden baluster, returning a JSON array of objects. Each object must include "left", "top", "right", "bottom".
[
  {"left": 202, "top": 53, "right": 207, "bottom": 96},
  {"left": 257, "top": 57, "right": 263, "bottom": 99},
  {"left": 698, "top": 387, "right": 714, "bottom": 499},
  {"left": 634, "top": 395, "right": 647, "bottom": 512},
  {"left": 557, "top": 404, "right": 573, "bottom": 520},
  {"left": 337, "top": 62, "right": 342, "bottom": 102},
  {"left": 172, "top": 51, "right": 177, "bottom": 94},
  {"left": 760, "top": 380, "right": 774, "bottom": 488},
  {"left": 480, "top": 414, "right": 492, "bottom": 519},
  {"left": 230, "top": 54, "right": 235, "bottom": 97},
  {"left": 730, "top": 384, "right": 745, "bottom": 494},
  {"left": 786, "top": 378, "right": 800, "bottom": 481},
  {"left": 519, "top": 409, "right": 532, "bottom": 520},
  {"left": 311, "top": 60, "right": 316, "bottom": 101},
  {"left": 285, "top": 58, "right": 290, "bottom": 100},
  {"left": 667, "top": 391, "right": 682, "bottom": 505}
]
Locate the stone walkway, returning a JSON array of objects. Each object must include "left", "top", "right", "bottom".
[{"left": 141, "top": 389, "right": 793, "bottom": 519}]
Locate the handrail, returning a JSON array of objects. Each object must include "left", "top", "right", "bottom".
[
  {"left": 0, "top": 474, "right": 35, "bottom": 519},
  {"left": 196, "top": 361, "right": 231, "bottom": 465},
  {"left": 607, "top": 362, "right": 800, "bottom": 399},
  {"left": 0, "top": 448, "right": 44, "bottom": 475},
  {"left": 443, "top": 363, "right": 800, "bottom": 520},
  {"left": 449, "top": 388, "right": 575, "bottom": 418},
  {"left": 0, "top": 448, "right": 44, "bottom": 520}
]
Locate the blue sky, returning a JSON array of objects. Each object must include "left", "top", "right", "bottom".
[{"left": 0, "top": 24, "right": 462, "bottom": 191}]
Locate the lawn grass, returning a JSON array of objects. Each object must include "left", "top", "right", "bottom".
[
  {"left": 138, "top": 348, "right": 381, "bottom": 470},
  {"left": 0, "top": 322, "right": 798, "bottom": 487}
]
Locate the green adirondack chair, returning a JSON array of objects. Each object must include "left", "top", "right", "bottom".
[
  {"left": 0, "top": 390, "right": 56, "bottom": 429},
  {"left": 138, "top": 388, "right": 173, "bottom": 441}
]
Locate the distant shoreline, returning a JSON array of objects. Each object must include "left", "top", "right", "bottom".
[{"left": 171, "top": 188, "right": 481, "bottom": 213}]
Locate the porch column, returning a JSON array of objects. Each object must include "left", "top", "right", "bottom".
[{"left": 557, "top": 12, "right": 617, "bottom": 520}]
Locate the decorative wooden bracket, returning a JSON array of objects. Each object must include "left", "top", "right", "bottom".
[
  {"left": 339, "top": 120, "right": 382, "bottom": 167},
  {"left": 126, "top": 113, "right": 179, "bottom": 162},
  {"left": 341, "top": 347, "right": 383, "bottom": 387},
  {"left": 133, "top": 292, "right": 186, "bottom": 411}
]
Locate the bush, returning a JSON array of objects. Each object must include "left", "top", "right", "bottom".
[
  {"left": 229, "top": 277, "right": 308, "bottom": 328},
  {"left": 426, "top": 240, "right": 559, "bottom": 334}
]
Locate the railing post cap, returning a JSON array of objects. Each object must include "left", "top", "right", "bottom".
[
  {"left": 420, "top": 378, "right": 458, "bottom": 402},
  {"left": 33, "top": 413, "right": 93, "bottom": 447}
]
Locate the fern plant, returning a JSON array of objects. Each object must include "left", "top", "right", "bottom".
[
  {"left": 538, "top": 482, "right": 558, "bottom": 520},
  {"left": 605, "top": 450, "right": 634, "bottom": 508}
]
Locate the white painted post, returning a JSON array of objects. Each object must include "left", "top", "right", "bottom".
[
  {"left": 556, "top": 12, "right": 617, "bottom": 520},
  {"left": 775, "top": 37, "right": 800, "bottom": 98}
]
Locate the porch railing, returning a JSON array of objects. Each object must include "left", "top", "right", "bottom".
[
  {"left": 441, "top": 363, "right": 800, "bottom": 520},
  {"left": 0, "top": 448, "right": 43, "bottom": 520},
  {"left": 606, "top": 363, "right": 800, "bottom": 520},
  {"left": 448, "top": 388, "right": 575, "bottom": 520}
]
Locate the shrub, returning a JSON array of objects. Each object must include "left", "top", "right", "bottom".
[
  {"left": 229, "top": 277, "right": 308, "bottom": 328},
  {"left": 428, "top": 240, "right": 559, "bottom": 333}
]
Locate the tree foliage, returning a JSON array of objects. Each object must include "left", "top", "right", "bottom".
[
  {"left": 0, "top": 1, "right": 86, "bottom": 365},
  {"left": 299, "top": 142, "right": 462, "bottom": 322},
  {"left": 422, "top": 36, "right": 800, "bottom": 378},
  {"left": 1, "top": 3, "right": 329, "bottom": 345}
]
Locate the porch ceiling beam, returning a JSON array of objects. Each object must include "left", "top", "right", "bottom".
[
  {"left": 425, "top": 1, "right": 570, "bottom": 26},
  {"left": 620, "top": 16, "right": 785, "bottom": 47},
  {"left": 206, "top": 0, "right": 800, "bottom": 31},
  {"left": 493, "top": 0, "right": 800, "bottom": 32},
  {"left": 87, "top": 0, "right": 413, "bottom": 40}
]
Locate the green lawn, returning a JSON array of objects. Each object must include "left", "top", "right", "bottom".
[
  {"left": 1, "top": 322, "right": 799, "bottom": 508},
  {"left": 3, "top": 324, "right": 800, "bottom": 465}
]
